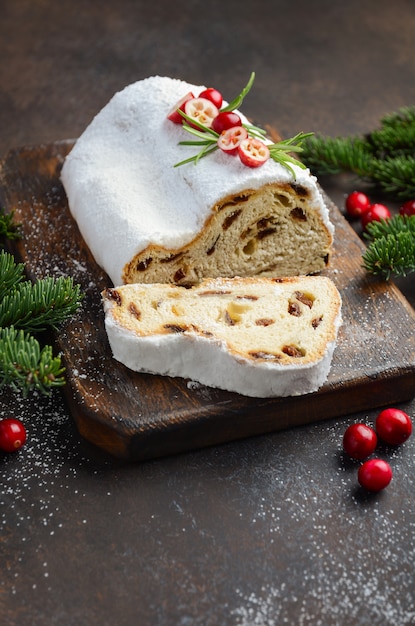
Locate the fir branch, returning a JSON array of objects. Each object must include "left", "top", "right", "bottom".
[
  {"left": 370, "top": 155, "right": 415, "bottom": 199},
  {"left": 362, "top": 215, "right": 415, "bottom": 278},
  {"left": 380, "top": 105, "right": 415, "bottom": 129},
  {"left": 0, "top": 208, "right": 22, "bottom": 241},
  {"left": 300, "top": 135, "right": 375, "bottom": 176},
  {"left": 0, "top": 275, "right": 83, "bottom": 332},
  {"left": 364, "top": 213, "right": 415, "bottom": 241},
  {"left": 0, "top": 250, "right": 25, "bottom": 300},
  {"left": 0, "top": 251, "right": 83, "bottom": 395},
  {"left": 0, "top": 327, "right": 66, "bottom": 396},
  {"left": 301, "top": 105, "right": 415, "bottom": 200},
  {"left": 366, "top": 123, "right": 415, "bottom": 158},
  {"left": 362, "top": 231, "right": 415, "bottom": 279}
]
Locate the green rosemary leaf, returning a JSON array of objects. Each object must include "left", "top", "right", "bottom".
[
  {"left": 178, "top": 140, "right": 216, "bottom": 146},
  {"left": 194, "top": 143, "right": 219, "bottom": 164},
  {"left": 268, "top": 132, "right": 311, "bottom": 176},
  {"left": 269, "top": 151, "right": 297, "bottom": 178},
  {"left": 178, "top": 116, "right": 219, "bottom": 138},
  {"left": 278, "top": 131, "right": 315, "bottom": 148},
  {"left": 243, "top": 123, "right": 266, "bottom": 138},
  {"left": 221, "top": 72, "right": 256, "bottom": 112},
  {"left": 174, "top": 144, "right": 218, "bottom": 167}
]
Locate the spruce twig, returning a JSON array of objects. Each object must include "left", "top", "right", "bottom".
[
  {"left": 0, "top": 275, "right": 82, "bottom": 332},
  {"left": 0, "top": 249, "right": 83, "bottom": 395},
  {"left": 301, "top": 105, "right": 415, "bottom": 200},
  {"left": 0, "top": 208, "right": 22, "bottom": 241},
  {"left": 0, "top": 327, "right": 66, "bottom": 396},
  {"left": 362, "top": 215, "right": 415, "bottom": 278}
]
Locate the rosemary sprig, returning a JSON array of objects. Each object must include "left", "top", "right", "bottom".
[
  {"left": 174, "top": 75, "right": 311, "bottom": 176},
  {"left": 175, "top": 117, "right": 219, "bottom": 167},
  {"left": 220, "top": 71, "right": 256, "bottom": 112},
  {"left": 268, "top": 132, "right": 313, "bottom": 176}
]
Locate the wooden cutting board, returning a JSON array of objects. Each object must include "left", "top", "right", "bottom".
[{"left": 1, "top": 140, "right": 415, "bottom": 461}]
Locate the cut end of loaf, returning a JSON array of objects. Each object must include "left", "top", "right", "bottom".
[
  {"left": 102, "top": 275, "right": 342, "bottom": 397},
  {"left": 123, "top": 182, "right": 333, "bottom": 286}
]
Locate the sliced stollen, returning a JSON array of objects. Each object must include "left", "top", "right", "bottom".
[
  {"left": 102, "top": 275, "right": 342, "bottom": 398},
  {"left": 61, "top": 76, "right": 334, "bottom": 287}
]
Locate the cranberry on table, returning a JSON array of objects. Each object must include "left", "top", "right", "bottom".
[
  {"left": 399, "top": 199, "right": 415, "bottom": 216},
  {"left": 345, "top": 191, "right": 371, "bottom": 218},
  {"left": 358, "top": 458, "right": 393, "bottom": 492},
  {"left": 375, "top": 408, "right": 412, "bottom": 445},
  {"left": 212, "top": 111, "right": 242, "bottom": 134},
  {"left": 361, "top": 203, "right": 391, "bottom": 229},
  {"left": 198, "top": 87, "right": 223, "bottom": 109},
  {"left": 0, "top": 418, "right": 27, "bottom": 452},
  {"left": 343, "top": 423, "right": 378, "bottom": 460}
]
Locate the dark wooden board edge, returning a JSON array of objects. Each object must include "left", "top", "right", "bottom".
[
  {"left": 68, "top": 366, "right": 415, "bottom": 461},
  {"left": 2, "top": 139, "right": 415, "bottom": 461}
]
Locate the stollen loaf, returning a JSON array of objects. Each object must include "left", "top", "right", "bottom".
[
  {"left": 102, "top": 275, "right": 342, "bottom": 398},
  {"left": 61, "top": 76, "right": 334, "bottom": 287}
]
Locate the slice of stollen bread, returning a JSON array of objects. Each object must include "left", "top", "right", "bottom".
[{"left": 102, "top": 275, "right": 342, "bottom": 397}]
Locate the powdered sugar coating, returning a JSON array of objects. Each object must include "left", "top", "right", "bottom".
[
  {"left": 61, "top": 76, "right": 333, "bottom": 286},
  {"left": 104, "top": 314, "right": 340, "bottom": 398}
]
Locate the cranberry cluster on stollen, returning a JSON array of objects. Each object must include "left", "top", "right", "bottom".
[
  {"left": 342, "top": 408, "right": 412, "bottom": 492},
  {"left": 167, "top": 86, "right": 270, "bottom": 168}
]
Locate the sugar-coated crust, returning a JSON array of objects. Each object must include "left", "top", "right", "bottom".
[
  {"left": 61, "top": 76, "right": 334, "bottom": 286},
  {"left": 102, "top": 276, "right": 342, "bottom": 397}
]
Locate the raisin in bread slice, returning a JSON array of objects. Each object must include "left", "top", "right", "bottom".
[
  {"left": 61, "top": 76, "right": 334, "bottom": 287},
  {"left": 102, "top": 275, "right": 342, "bottom": 398}
]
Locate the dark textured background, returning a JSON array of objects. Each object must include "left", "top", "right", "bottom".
[{"left": 1, "top": 1, "right": 415, "bottom": 624}]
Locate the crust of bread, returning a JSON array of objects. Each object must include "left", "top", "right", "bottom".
[{"left": 102, "top": 275, "right": 342, "bottom": 397}]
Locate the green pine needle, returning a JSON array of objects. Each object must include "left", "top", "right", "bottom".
[
  {"left": 0, "top": 250, "right": 25, "bottom": 299},
  {"left": 0, "top": 208, "right": 22, "bottom": 241},
  {"left": 362, "top": 215, "right": 415, "bottom": 278},
  {"left": 0, "top": 250, "right": 83, "bottom": 395},
  {"left": 0, "top": 327, "right": 66, "bottom": 396},
  {"left": 301, "top": 105, "right": 415, "bottom": 200},
  {"left": 0, "top": 275, "right": 83, "bottom": 332}
]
